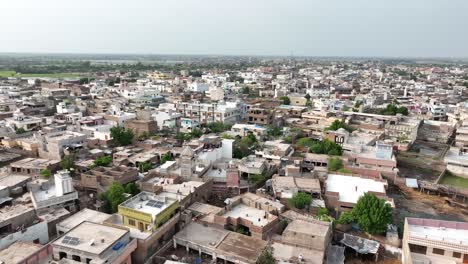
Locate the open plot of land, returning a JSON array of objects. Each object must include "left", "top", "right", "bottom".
[
  {"left": 439, "top": 173, "right": 468, "bottom": 188},
  {"left": 387, "top": 183, "right": 468, "bottom": 227},
  {"left": 397, "top": 142, "right": 448, "bottom": 182},
  {"left": 0, "top": 70, "right": 84, "bottom": 78},
  {"left": 0, "top": 71, "right": 16, "bottom": 77}
]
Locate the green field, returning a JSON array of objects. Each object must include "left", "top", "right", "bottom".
[
  {"left": 0, "top": 71, "right": 16, "bottom": 77},
  {"left": 439, "top": 173, "right": 468, "bottom": 188},
  {"left": 0, "top": 71, "right": 83, "bottom": 78}
]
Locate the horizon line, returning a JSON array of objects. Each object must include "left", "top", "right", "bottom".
[{"left": 1, "top": 51, "right": 468, "bottom": 61}]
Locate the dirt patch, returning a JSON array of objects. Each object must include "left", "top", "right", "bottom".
[{"left": 388, "top": 183, "right": 468, "bottom": 226}]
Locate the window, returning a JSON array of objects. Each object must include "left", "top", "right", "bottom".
[
  {"left": 432, "top": 248, "right": 444, "bottom": 255},
  {"left": 128, "top": 219, "right": 135, "bottom": 226},
  {"left": 408, "top": 244, "right": 427, "bottom": 254},
  {"left": 453, "top": 252, "right": 462, "bottom": 258}
]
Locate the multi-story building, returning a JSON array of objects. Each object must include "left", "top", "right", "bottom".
[
  {"left": 402, "top": 217, "right": 468, "bottom": 264},
  {"left": 9, "top": 158, "right": 60, "bottom": 176},
  {"left": 325, "top": 173, "right": 394, "bottom": 212},
  {"left": 80, "top": 166, "right": 139, "bottom": 192},
  {"left": 29, "top": 170, "right": 78, "bottom": 212},
  {"left": 246, "top": 107, "right": 273, "bottom": 125},
  {"left": 118, "top": 191, "right": 180, "bottom": 233},
  {"left": 5, "top": 111, "right": 42, "bottom": 132},
  {"left": 36, "top": 130, "right": 87, "bottom": 160},
  {"left": 51, "top": 221, "right": 137, "bottom": 264},
  {"left": 175, "top": 101, "right": 243, "bottom": 125},
  {"left": 231, "top": 123, "right": 267, "bottom": 139}
]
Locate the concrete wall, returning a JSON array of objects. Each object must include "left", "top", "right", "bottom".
[{"left": 0, "top": 221, "right": 49, "bottom": 250}]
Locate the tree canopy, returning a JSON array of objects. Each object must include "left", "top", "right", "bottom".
[
  {"left": 233, "top": 133, "right": 258, "bottom": 159},
  {"left": 256, "top": 247, "right": 276, "bottom": 264},
  {"left": 288, "top": 192, "right": 312, "bottom": 210},
  {"left": 160, "top": 153, "right": 173, "bottom": 164},
  {"left": 93, "top": 156, "right": 112, "bottom": 167},
  {"left": 327, "top": 157, "right": 343, "bottom": 171},
  {"left": 99, "top": 182, "right": 127, "bottom": 213},
  {"left": 110, "top": 126, "right": 134, "bottom": 146},
  {"left": 325, "top": 119, "right": 353, "bottom": 132},
  {"left": 379, "top": 104, "right": 409, "bottom": 116},
  {"left": 207, "top": 122, "right": 231, "bottom": 133},
  {"left": 337, "top": 193, "right": 393, "bottom": 235},
  {"left": 60, "top": 154, "right": 76, "bottom": 171},
  {"left": 310, "top": 139, "right": 342, "bottom": 156},
  {"left": 138, "top": 162, "right": 153, "bottom": 173},
  {"left": 40, "top": 169, "right": 52, "bottom": 179},
  {"left": 279, "top": 96, "right": 290, "bottom": 105}
]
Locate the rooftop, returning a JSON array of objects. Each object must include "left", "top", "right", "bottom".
[
  {"left": 407, "top": 217, "right": 468, "bottom": 246},
  {"left": 284, "top": 219, "right": 330, "bottom": 237},
  {"left": 0, "top": 241, "right": 42, "bottom": 263},
  {"left": 119, "top": 191, "right": 180, "bottom": 220},
  {"left": 53, "top": 221, "right": 127, "bottom": 255},
  {"left": 57, "top": 209, "right": 111, "bottom": 232},
  {"left": 174, "top": 222, "right": 266, "bottom": 263},
  {"left": 223, "top": 204, "right": 272, "bottom": 227},
  {"left": 325, "top": 174, "right": 387, "bottom": 204},
  {"left": 10, "top": 157, "right": 60, "bottom": 168}
]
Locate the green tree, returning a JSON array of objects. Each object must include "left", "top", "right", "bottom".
[
  {"left": 337, "top": 193, "right": 393, "bottom": 235},
  {"left": 40, "top": 169, "right": 52, "bottom": 179},
  {"left": 176, "top": 132, "right": 192, "bottom": 142},
  {"left": 267, "top": 126, "right": 282, "bottom": 138},
  {"left": 207, "top": 122, "right": 230, "bottom": 133},
  {"left": 295, "top": 137, "right": 315, "bottom": 149},
  {"left": 279, "top": 96, "right": 290, "bottom": 105},
  {"left": 249, "top": 173, "right": 268, "bottom": 185},
  {"left": 310, "top": 139, "right": 342, "bottom": 156},
  {"left": 93, "top": 156, "right": 112, "bottom": 167},
  {"left": 337, "top": 211, "right": 354, "bottom": 225},
  {"left": 124, "top": 182, "right": 140, "bottom": 196},
  {"left": 288, "top": 192, "right": 312, "bottom": 210},
  {"left": 396, "top": 106, "right": 409, "bottom": 115},
  {"left": 138, "top": 162, "right": 152, "bottom": 173},
  {"left": 327, "top": 157, "right": 343, "bottom": 171},
  {"left": 379, "top": 104, "right": 409, "bottom": 116},
  {"left": 110, "top": 126, "right": 134, "bottom": 146},
  {"left": 15, "top": 127, "right": 26, "bottom": 134},
  {"left": 60, "top": 154, "right": 76, "bottom": 171},
  {"left": 190, "top": 128, "right": 203, "bottom": 138},
  {"left": 256, "top": 247, "right": 276, "bottom": 264},
  {"left": 233, "top": 133, "right": 258, "bottom": 159},
  {"left": 325, "top": 119, "right": 352, "bottom": 132},
  {"left": 104, "top": 182, "right": 127, "bottom": 213},
  {"left": 160, "top": 153, "right": 173, "bottom": 164},
  {"left": 305, "top": 93, "right": 311, "bottom": 102}
]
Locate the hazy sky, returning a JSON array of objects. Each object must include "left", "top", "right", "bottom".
[{"left": 1, "top": 0, "right": 467, "bottom": 57}]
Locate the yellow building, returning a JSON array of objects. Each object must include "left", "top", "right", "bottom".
[{"left": 118, "top": 191, "right": 180, "bottom": 232}]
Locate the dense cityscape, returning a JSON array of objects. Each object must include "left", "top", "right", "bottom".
[
  {"left": 0, "top": 55, "right": 466, "bottom": 264},
  {"left": 1, "top": 0, "right": 468, "bottom": 263}
]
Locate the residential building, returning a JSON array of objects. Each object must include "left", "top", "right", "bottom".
[
  {"left": 325, "top": 173, "right": 394, "bottom": 211},
  {"left": 402, "top": 217, "right": 468, "bottom": 264},
  {"left": 51, "top": 221, "right": 137, "bottom": 264}
]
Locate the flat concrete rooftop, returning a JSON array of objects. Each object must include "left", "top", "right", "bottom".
[
  {"left": 223, "top": 204, "right": 273, "bottom": 227},
  {"left": 53, "top": 221, "right": 127, "bottom": 255},
  {"left": 326, "top": 174, "right": 386, "bottom": 204},
  {"left": 57, "top": 208, "right": 110, "bottom": 232},
  {"left": 174, "top": 222, "right": 266, "bottom": 264},
  {"left": 0, "top": 241, "right": 42, "bottom": 263}
]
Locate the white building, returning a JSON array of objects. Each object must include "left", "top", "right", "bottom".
[
  {"left": 30, "top": 170, "right": 78, "bottom": 211},
  {"left": 188, "top": 82, "right": 209, "bottom": 92}
]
